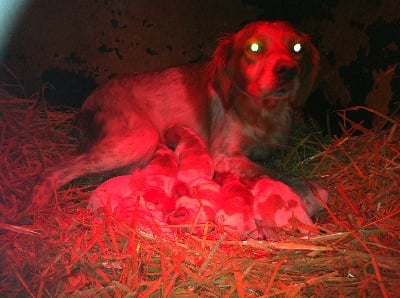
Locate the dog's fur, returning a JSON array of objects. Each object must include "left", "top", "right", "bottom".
[{"left": 32, "top": 21, "right": 319, "bottom": 208}]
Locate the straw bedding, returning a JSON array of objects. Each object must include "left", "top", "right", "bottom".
[{"left": 0, "top": 85, "right": 399, "bottom": 297}]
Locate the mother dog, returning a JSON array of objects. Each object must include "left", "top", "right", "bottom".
[{"left": 32, "top": 21, "right": 319, "bottom": 208}]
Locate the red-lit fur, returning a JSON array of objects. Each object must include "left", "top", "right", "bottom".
[
  {"left": 165, "top": 125, "right": 214, "bottom": 184},
  {"left": 251, "top": 176, "right": 313, "bottom": 236},
  {"left": 31, "top": 21, "right": 319, "bottom": 208}
]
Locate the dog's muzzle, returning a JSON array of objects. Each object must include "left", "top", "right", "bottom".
[
  {"left": 269, "top": 61, "right": 299, "bottom": 100},
  {"left": 274, "top": 61, "right": 298, "bottom": 82}
]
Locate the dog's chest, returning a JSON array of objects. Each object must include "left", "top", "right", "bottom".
[
  {"left": 241, "top": 102, "right": 292, "bottom": 152},
  {"left": 210, "top": 106, "right": 291, "bottom": 162}
]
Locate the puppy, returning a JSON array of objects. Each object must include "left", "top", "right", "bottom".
[
  {"left": 215, "top": 173, "right": 259, "bottom": 239},
  {"left": 87, "top": 144, "right": 179, "bottom": 225},
  {"left": 164, "top": 125, "right": 214, "bottom": 184},
  {"left": 31, "top": 21, "right": 319, "bottom": 208},
  {"left": 250, "top": 176, "right": 314, "bottom": 238}
]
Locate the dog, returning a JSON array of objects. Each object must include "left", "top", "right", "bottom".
[{"left": 31, "top": 21, "right": 319, "bottom": 209}]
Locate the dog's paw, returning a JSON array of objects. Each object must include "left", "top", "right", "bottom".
[
  {"left": 213, "top": 155, "right": 264, "bottom": 177},
  {"left": 289, "top": 180, "right": 329, "bottom": 218}
]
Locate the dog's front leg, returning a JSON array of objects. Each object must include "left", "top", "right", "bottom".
[{"left": 213, "top": 154, "right": 265, "bottom": 178}]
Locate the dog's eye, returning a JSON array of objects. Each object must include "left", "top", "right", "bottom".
[
  {"left": 247, "top": 41, "right": 263, "bottom": 54},
  {"left": 292, "top": 42, "right": 302, "bottom": 53}
]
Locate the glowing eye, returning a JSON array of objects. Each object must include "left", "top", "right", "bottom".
[
  {"left": 293, "top": 43, "right": 302, "bottom": 53},
  {"left": 248, "top": 41, "right": 262, "bottom": 53}
]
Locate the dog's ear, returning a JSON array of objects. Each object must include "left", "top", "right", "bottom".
[
  {"left": 291, "top": 34, "right": 320, "bottom": 108},
  {"left": 210, "top": 35, "right": 234, "bottom": 108}
]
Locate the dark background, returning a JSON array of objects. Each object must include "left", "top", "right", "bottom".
[{"left": 1, "top": 0, "right": 399, "bottom": 135}]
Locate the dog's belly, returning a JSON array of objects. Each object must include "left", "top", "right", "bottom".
[{"left": 80, "top": 63, "right": 210, "bottom": 144}]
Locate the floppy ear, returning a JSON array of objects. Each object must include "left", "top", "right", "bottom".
[
  {"left": 292, "top": 34, "right": 320, "bottom": 108},
  {"left": 210, "top": 35, "right": 234, "bottom": 108}
]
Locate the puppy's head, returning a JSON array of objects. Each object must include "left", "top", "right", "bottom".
[{"left": 212, "top": 21, "right": 319, "bottom": 110}]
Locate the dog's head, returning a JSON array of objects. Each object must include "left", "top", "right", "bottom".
[{"left": 212, "top": 21, "right": 319, "bottom": 110}]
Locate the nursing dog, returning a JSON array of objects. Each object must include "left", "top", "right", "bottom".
[{"left": 32, "top": 21, "right": 319, "bottom": 208}]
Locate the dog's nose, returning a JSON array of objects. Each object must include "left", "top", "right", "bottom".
[{"left": 274, "top": 62, "right": 298, "bottom": 82}]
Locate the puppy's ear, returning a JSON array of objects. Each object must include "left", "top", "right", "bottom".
[
  {"left": 210, "top": 35, "right": 234, "bottom": 108},
  {"left": 292, "top": 35, "right": 320, "bottom": 108}
]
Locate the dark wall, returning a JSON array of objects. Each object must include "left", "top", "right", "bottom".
[{"left": 1, "top": 0, "right": 261, "bottom": 104}]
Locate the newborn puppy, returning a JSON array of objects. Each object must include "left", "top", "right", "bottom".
[
  {"left": 215, "top": 173, "right": 259, "bottom": 239},
  {"left": 129, "top": 144, "right": 179, "bottom": 200},
  {"left": 250, "top": 176, "right": 314, "bottom": 238},
  {"left": 164, "top": 125, "right": 214, "bottom": 184},
  {"left": 166, "top": 179, "right": 222, "bottom": 234},
  {"left": 164, "top": 125, "right": 221, "bottom": 234},
  {"left": 87, "top": 145, "right": 178, "bottom": 225},
  {"left": 87, "top": 175, "right": 168, "bottom": 233}
]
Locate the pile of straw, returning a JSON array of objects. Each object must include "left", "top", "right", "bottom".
[{"left": 1, "top": 89, "right": 399, "bottom": 297}]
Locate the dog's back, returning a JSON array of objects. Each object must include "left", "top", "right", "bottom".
[{"left": 78, "top": 63, "right": 211, "bottom": 151}]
